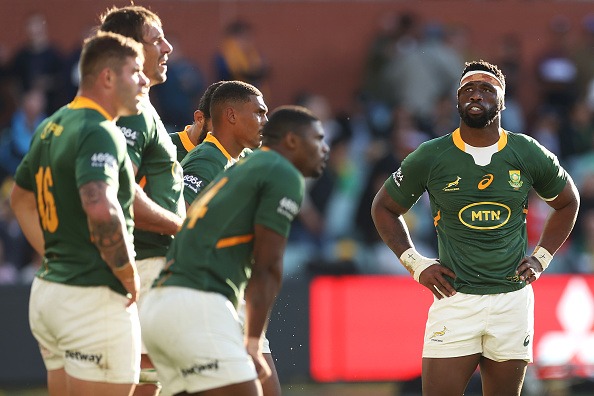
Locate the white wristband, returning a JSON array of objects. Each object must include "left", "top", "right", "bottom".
[
  {"left": 532, "top": 246, "right": 553, "bottom": 271},
  {"left": 399, "top": 247, "right": 439, "bottom": 283}
]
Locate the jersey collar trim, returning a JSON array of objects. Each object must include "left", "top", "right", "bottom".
[
  {"left": 68, "top": 96, "right": 113, "bottom": 121},
  {"left": 452, "top": 128, "right": 508, "bottom": 152},
  {"left": 203, "top": 132, "right": 232, "bottom": 161},
  {"left": 179, "top": 125, "right": 195, "bottom": 153}
]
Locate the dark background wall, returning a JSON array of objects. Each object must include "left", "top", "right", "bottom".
[{"left": 2, "top": 0, "right": 594, "bottom": 118}]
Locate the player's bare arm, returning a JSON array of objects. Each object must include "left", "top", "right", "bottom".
[
  {"left": 517, "top": 177, "right": 580, "bottom": 284},
  {"left": 10, "top": 183, "right": 45, "bottom": 256},
  {"left": 372, "top": 185, "right": 456, "bottom": 299},
  {"left": 244, "top": 224, "right": 286, "bottom": 382},
  {"left": 80, "top": 180, "right": 139, "bottom": 305},
  {"left": 130, "top": 162, "right": 183, "bottom": 235}
]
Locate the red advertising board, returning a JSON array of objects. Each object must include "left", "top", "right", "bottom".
[{"left": 310, "top": 275, "right": 594, "bottom": 382}]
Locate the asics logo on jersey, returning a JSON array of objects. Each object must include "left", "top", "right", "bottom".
[
  {"left": 443, "top": 176, "right": 461, "bottom": 191},
  {"left": 523, "top": 335, "right": 530, "bottom": 347},
  {"left": 119, "top": 126, "right": 138, "bottom": 146},
  {"left": 459, "top": 202, "right": 511, "bottom": 229},
  {"left": 183, "top": 175, "right": 203, "bottom": 194},
  {"left": 478, "top": 174, "right": 494, "bottom": 190}
]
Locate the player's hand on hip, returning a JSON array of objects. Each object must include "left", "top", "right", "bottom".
[
  {"left": 246, "top": 337, "right": 272, "bottom": 382},
  {"left": 516, "top": 256, "right": 543, "bottom": 285},
  {"left": 419, "top": 265, "right": 457, "bottom": 300}
]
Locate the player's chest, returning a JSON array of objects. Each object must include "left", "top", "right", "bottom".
[{"left": 426, "top": 156, "right": 532, "bottom": 210}]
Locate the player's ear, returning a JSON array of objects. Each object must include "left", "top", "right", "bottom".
[
  {"left": 225, "top": 107, "right": 236, "bottom": 124},
  {"left": 285, "top": 131, "right": 300, "bottom": 149},
  {"left": 100, "top": 67, "right": 115, "bottom": 89},
  {"left": 194, "top": 110, "right": 205, "bottom": 125}
]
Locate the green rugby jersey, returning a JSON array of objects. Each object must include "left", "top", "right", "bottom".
[
  {"left": 156, "top": 147, "right": 304, "bottom": 308},
  {"left": 117, "top": 96, "right": 185, "bottom": 260},
  {"left": 385, "top": 129, "right": 568, "bottom": 294},
  {"left": 180, "top": 133, "right": 237, "bottom": 205},
  {"left": 169, "top": 125, "right": 195, "bottom": 163},
  {"left": 14, "top": 97, "right": 135, "bottom": 295}
]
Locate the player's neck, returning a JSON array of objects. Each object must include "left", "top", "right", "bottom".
[{"left": 459, "top": 123, "right": 501, "bottom": 147}]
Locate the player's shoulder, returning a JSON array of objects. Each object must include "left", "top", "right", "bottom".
[{"left": 505, "top": 130, "right": 553, "bottom": 155}]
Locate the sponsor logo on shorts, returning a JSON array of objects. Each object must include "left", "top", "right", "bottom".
[
  {"left": 277, "top": 197, "right": 300, "bottom": 221},
  {"left": 181, "top": 360, "right": 219, "bottom": 377},
  {"left": 443, "top": 176, "right": 461, "bottom": 191},
  {"left": 392, "top": 168, "right": 403, "bottom": 187},
  {"left": 523, "top": 335, "right": 530, "bottom": 347},
  {"left": 90, "top": 152, "right": 117, "bottom": 171},
  {"left": 65, "top": 350, "right": 103, "bottom": 365},
  {"left": 184, "top": 175, "right": 203, "bottom": 194},
  {"left": 119, "top": 126, "right": 139, "bottom": 146},
  {"left": 429, "top": 326, "right": 448, "bottom": 342}
]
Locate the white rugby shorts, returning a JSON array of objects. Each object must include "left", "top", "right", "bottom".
[
  {"left": 140, "top": 287, "right": 257, "bottom": 395},
  {"left": 423, "top": 285, "right": 534, "bottom": 362},
  {"left": 136, "top": 256, "right": 166, "bottom": 354},
  {"left": 29, "top": 277, "right": 141, "bottom": 383}
]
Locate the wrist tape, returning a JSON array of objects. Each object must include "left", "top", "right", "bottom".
[
  {"left": 532, "top": 246, "right": 553, "bottom": 271},
  {"left": 399, "top": 247, "right": 439, "bottom": 283}
]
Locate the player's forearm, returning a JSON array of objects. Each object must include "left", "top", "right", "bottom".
[
  {"left": 80, "top": 181, "right": 135, "bottom": 270},
  {"left": 10, "top": 184, "right": 45, "bottom": 256},
  {"left": 133, "top": 184, "right": 183, "bottom": 235},
  {"left": 244, "top": 262, "right": 282, "bottom": 340}
]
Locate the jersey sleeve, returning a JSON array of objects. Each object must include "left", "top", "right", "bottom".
[
  {"left": 75, "top": 124, "right": 124, "bottom": 189},
  {"left": 254, "top": 162, "right": 304, "bottom": 237},
  {"left": 116, "top": 113, "right": 151, "bottom": 168},
  {"left": 181, "top": 155, "right": 217, "bottom": 205},
  {"left": 384, "top": 143, "right": 431, "bottom": 209},
  {"left": 14, "top": 149, "right": 34, "bottom": 191},
  {"left": 526, "top": 137, "right": 568, "bottom": 199}
]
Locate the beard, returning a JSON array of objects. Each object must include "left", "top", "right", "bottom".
[{"left": 458, "top": 100, "right": 501, "bottom": 129}]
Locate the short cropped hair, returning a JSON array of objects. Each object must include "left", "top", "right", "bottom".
[
  {"left": 198, "top": 81, "right": 226, "bottom": 120},
  {"left": 461, "top": 60, "right": 506, "bottom": 92},
  {"left": 210, "top": 80, "right": 262, "bottom": 120},
  {"left": 79, "top": 31, "right": 143, "bottom": 88},
  {"left": 262, "top": 105, "right": 319, "bottom": 145},
  {"left": 99, "top": 5, "right": 161, "bottom": 44}
]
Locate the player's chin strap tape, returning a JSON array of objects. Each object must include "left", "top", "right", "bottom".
[
  {"left": 399, "top": 247, "right": 439, "bottom": 283},
  {"left": 139, "top": 368, "right": 160, "bottom": 386},
  {"left": 532, "top": 246, "right": 553, "bottom": 271}
]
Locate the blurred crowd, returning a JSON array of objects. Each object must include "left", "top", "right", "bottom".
[{"left": 2, "top": 10, "right": 594, "bottom": 284}]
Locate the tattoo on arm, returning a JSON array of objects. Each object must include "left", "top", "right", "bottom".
[{"left": 80, "top": 181, "right": 131, "bottom": 270}]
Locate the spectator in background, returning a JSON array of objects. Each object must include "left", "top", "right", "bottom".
[
  {"left": 360, "top": 11, "right": 420, "bottom": 137},
  {"left": 10, "top": 12, "right": 64, "bottom": 114},
  {"left": 497, "top": 33, "right": 527, "bottom": 133},
  {"left": 151, "top": 35, "right": 205, "bottom": 132},
  {"left": 0, "top": 88, "right": 46, "bottom": 180},
  {"left": 534, "top": 15, "right": 579, "bottom": 124},
  {"left": 215, "top": 21, "right": 270, "bottom": 97},
  {"left": 0, "top": 44, "right": 17, "bottom": 130}
]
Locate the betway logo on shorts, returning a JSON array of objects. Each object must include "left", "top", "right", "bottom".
[
  {"left": 183, "top": 175, "right": 203, "bottom": 194},
  {"left": 458, "top": 202, "right": 511, "bottom": 230},
  {"left": 65, "top": 350, "right": 103, "bottom": 365},
  {"left": 118, "top": 126, "right": 139, "bottom": 147},
  {"left": 181, "top": 360, "right": 219, "bottom": 377}
]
